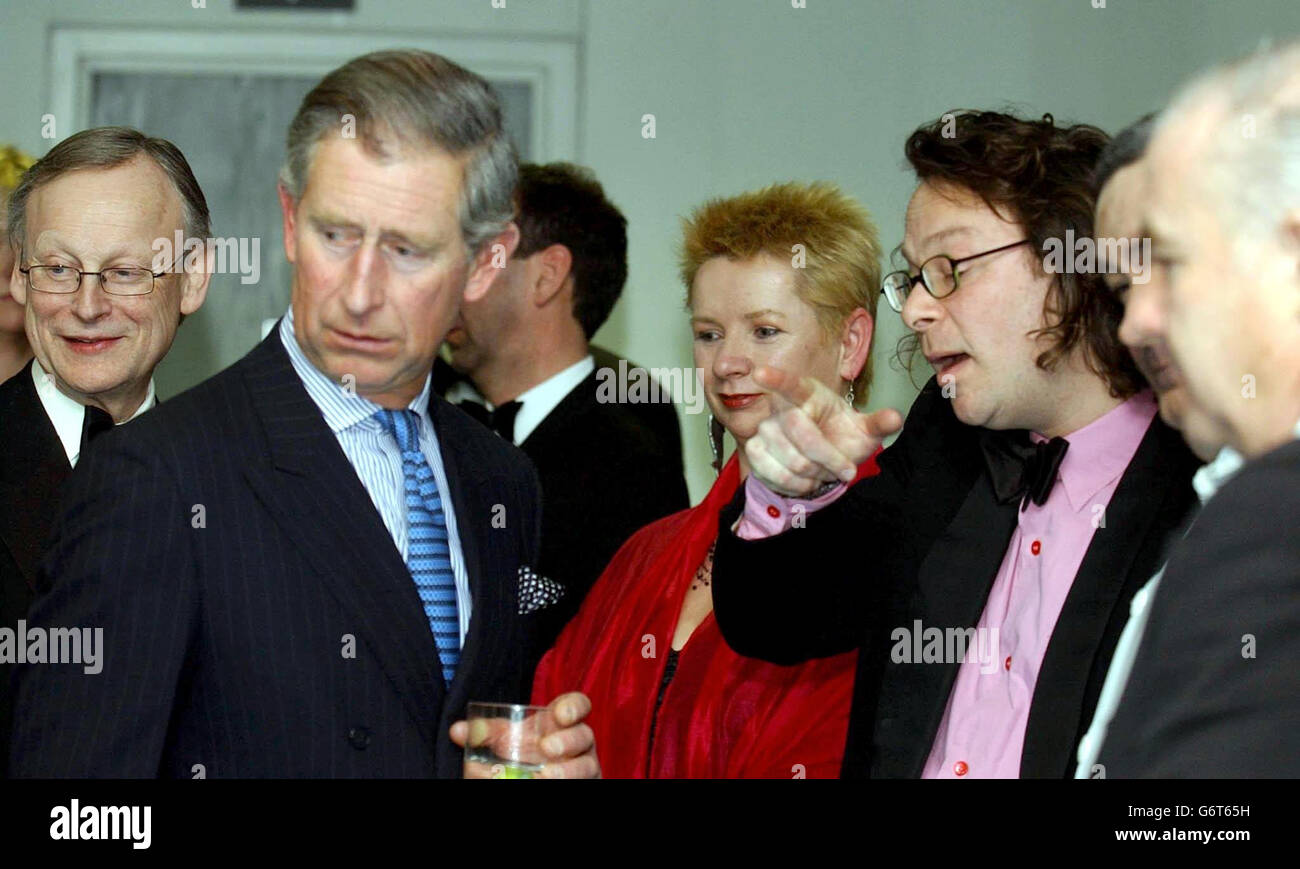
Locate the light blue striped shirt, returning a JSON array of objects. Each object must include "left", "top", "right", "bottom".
[{"left": 278, "top": 308, "right": 472, "bottom": 645}]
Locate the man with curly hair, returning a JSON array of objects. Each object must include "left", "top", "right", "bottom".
[{"left": 709, "top": 110, "right": 1201, "bottom": 778}]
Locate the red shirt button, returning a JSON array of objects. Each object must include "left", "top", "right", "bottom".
[
  {"left": 1031, "top": 539, "right": 1042, "bottom": 556},
  {"left": 953, "top": 761, "right": 968, "bottom": 776},
  {"left": 1004, "top": 656, "right": 1012, "bottom": 671},
  {"left": 766, "top": 505, "right": 781, "bottom": 519}
]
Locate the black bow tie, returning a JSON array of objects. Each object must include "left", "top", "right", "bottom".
[
  {"left": 459, "top": 399, "right": 522, "bottom": 442},
  {"left": 80, "top": 405, "right": 115, "bottom": 455},
  {"left": 979, "top": 430, "right": 1070, "bottom": 511}
]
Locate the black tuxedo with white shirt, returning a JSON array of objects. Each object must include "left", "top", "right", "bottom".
[
  {"left": 434, "top": 352, "right": 689, "bottom": 650},
  {"left": 520, "top": 365, "right": 689, "bottom": 647}
]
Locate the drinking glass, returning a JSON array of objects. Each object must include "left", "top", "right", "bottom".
[{"left": 463, "top": 702, "right": 557, "bottom": 779}]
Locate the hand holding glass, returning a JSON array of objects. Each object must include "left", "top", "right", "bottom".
[{"left": 463, "top": 702, "right": 559, "bottom": 779}]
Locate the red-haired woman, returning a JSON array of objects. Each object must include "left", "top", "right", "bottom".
[{"left": 532, "top": 182, "right": 884, "bottom": 777}]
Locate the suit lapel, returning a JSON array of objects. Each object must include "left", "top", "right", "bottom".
[
  {"left": 875, "top": 469, "right": 1020, "bottom": 777},
  {"left": 238, "top": 333, "right": 444, "bottom": 747},
  {"left": 1020, "top": 416, "right": 1195, "bottom": 777},
  {"left": 518, "top": 371, "right": 593, "bottom": 452},
  {"left": 0, "top": 362, "right": 72, "bottom": 590},
  {"left": 429, "top": 396, "right": 509, "bottom": 719}
]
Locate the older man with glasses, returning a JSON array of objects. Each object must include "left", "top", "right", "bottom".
[
  {"left": 0, "top": 126, "right": 211, "bottom": 777},
  {"left": 707, "top": 110, "right": 1202, "bottom": 778}
]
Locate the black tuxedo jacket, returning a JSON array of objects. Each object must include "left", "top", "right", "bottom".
[
  {"left": 433, "top": 353, "right": 688, "bottom": 649},
  {"left": 0, "top": 361, "right": 73, "bottom": 778},
  {"left": 433, "top": 346, "right": 685, "bottom": 474},
  {"left": 712, "top": 376, "right": 1200, "bottom": 778},
  {"left": 588, "top": 344, "right": 685, "bottom": 476},
  {"left": 519, "top": 367, "right": 689, "bottom": 648},
  {"left": 1099, "top": 438, "right": 1300, "bottom": 777},
  {"left": 9, "top": 329, "right": 543, "bottom": 778}
]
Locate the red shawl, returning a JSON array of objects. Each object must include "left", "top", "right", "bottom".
[{"left": 532, "top": 451, "right": 880, "bottom": 778}]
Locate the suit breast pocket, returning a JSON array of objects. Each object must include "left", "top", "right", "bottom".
[{"left": 516, "top": 565, "right": 565, "bottom": 616}]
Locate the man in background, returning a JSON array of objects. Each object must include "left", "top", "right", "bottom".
[
  {"left": 1099, "top": 40, "right": 1300, "bottom": 776},
  {"left": 1072, "top": 114, "right": 1235, "bottom": 776},
  {"left": 0, "top": 126, "right": 211, "bottom": 776},
  {"left": 440, "top": 161, "right": 689, "bottom": 647}
]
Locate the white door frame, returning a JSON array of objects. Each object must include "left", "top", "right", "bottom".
[{"left": 48, "top": 27, "right": 579, "bottom": 161}]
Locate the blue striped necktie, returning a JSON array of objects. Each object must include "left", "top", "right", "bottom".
[{"left": 374, "top": 408, "right": 460, "bottom": 685}]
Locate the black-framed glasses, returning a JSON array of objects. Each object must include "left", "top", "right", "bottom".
[
  {"left": 880, "top": 239, "right": 1032, "bottom": 313},
  {"left": 19, "top": 250, "right": 186, "bottom": 297}
]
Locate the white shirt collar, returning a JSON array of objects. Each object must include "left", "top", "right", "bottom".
[
  {"left": 278, "top": 307, "right": 432, "bottom": 432},
  {"left": 443, "top": 377, "right": 482, "bottom": 408},
  {"left": 1192, "top": 419, "right": 1300, "bottom": 504},
  {"left": 1192, "top": 444, "right": 1245, "bottom": 504},
  {"left": 30, "top": 358, "right": 156, "bottom": 467},
  {"left": 447, "top": 355, "right": 594, "bottom": 446}
]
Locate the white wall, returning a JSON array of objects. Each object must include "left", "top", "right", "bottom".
[{"left": 3, "top": 0, "right": 1298, "bottom": 501}]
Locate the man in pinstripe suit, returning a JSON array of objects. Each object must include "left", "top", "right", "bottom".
[
  {"left": 9, "top": 50, "right": 599, "bottom": 778},
  {"left": 0, "top": 127, "right": 214, "bottom": 778}
]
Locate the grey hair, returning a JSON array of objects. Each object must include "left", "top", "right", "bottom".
[
  {"left": 6, "top": 126, "right": 210, "bottom": 255},
  {"left": 278, "top": 49, "right": 518, "bottom": 256},
  {"left": 1157, "top": 38, "right": 1300, "bottom": 252}
]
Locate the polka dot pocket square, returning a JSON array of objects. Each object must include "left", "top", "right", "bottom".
[{"left": 517, "top": 565, "right": 566, "bottom": 615}]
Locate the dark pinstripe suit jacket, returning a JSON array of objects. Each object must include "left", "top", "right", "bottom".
[{"left": 8, "top": 329, "right": 543, "bottom": 778}]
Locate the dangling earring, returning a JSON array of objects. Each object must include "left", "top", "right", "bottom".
[
  {"left": 708, "top": 414, "right": 726, "bottom": 474},
  {"left": 844, "top": 382, "right": 855, "bottom": 407}
]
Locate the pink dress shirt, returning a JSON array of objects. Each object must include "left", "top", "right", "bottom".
[{"left": 737, "top": 391, "right": 1158, "bottom": 778}]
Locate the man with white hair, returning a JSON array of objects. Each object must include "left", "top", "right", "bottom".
[{"left": 1098, "top": 39, "right": 1300, "bottom": 777}]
